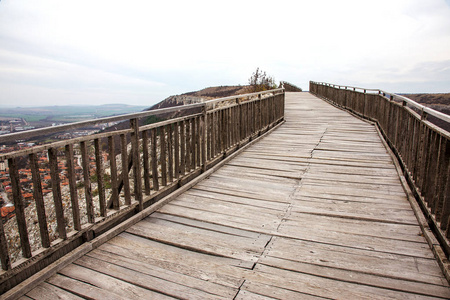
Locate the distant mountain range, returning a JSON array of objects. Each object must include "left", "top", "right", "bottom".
[{"left": 0, "top": 104, "right": 148, "bottom": 126}]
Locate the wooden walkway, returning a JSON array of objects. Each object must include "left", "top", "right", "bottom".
[{"left": 20, "top": 93, "right": 450, "bottom": 299}]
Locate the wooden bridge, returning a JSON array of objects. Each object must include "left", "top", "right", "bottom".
[{"left": 1, "top": 84, "right": 450, "bottom": 299}]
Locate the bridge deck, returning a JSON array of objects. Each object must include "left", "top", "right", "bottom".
[{"left": 22, "top": 93, "right": 450, "bottom": 299}]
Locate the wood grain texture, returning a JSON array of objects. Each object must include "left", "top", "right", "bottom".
[{"left": 25, "top": 92, "right": 450, "bottom": 299}]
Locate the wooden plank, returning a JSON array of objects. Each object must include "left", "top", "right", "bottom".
[
  {"left": 74, "top": 255, "right": 227, "bottom": 300},
  {"left": 191, "top": 116, "right": 197, "bottom": 170},
  {"left": 151, "top": 128, "right": 159, "bottom": 191},
  {"left": 174, "top": 121, "right": 180, "bottom": 179},
  {"left": 158, "top": 203, "right": 279, "bottom": 234},
  {"left": 29, "top": 153, "right": 50, "bottom": 248},
  {"left": 260, "top": 255, "right": 450, "bottom": 299},
  {"left": 151, "top": 212, "right": 271, "bottom": 240},
  {"left": 48, "top": 147, "right": 67, "bottom": 240},
  {"left": 126, "top": 217, "right": 266, "bottom": 261},
  {"left": 160, "top": 125, "right": 167, "bottom": 186},
  {"left": 235, "top": 289, "right": 278, "bottom": 300},
  {"left": 167, "top": 124, "right": 174, "bottom": 182},
  {"left": 0, "top": 213, "right": 11, "bottom": 270},
  {"left": 120, "top": 133, "right": 131, "bottom": 205},
  {"left": 95, "top": 138, "right": 106, "bottom": 217},
  {"left": 185, "top": 118, "right": 191, "bottom": 171},
  {"left": 265, "top": 236, "right": 444, "bottom": 285},
  {"left": 9, "top": 157, "right": 32, "bottom": 258},
  {"left": 58, "top": 263, "right": 175, "bottom": 299},
  {"left": 99, "top": 233, "right": 249, "bottom": 287},
  {"left": 108, "top": 136, "right": 119, "bottom": 210},
  {"left": 248, "top": 262, "right": 443, "bottom": 300},
  {"left": 80, "top": 141, "right": 94, "bottom": 223},
  {"left": 46, "top": 274, "right": 129, "bottom": 300},
  {"left": 187, "top": 188, "right": 288, "bottom": 211},
  {"left": 142, "top": 130, "right": 151, "bottom": 195},
  {"left": 65, "top": 144, "right": 81, "bottom": 230},
  {"left": 130, "top": 118, "right": 143, "bottom": 210},
  {"left": 289, "top": 197, "right": 418, "bottom": 225},
  {"left": 196, "top": 116, "right": 201, "bottom": 168},
  {"left": 26, "top": 282, "right": 84, "bottom": 300},
  {"left": 280, "top": 211, "right": 424, "bottom": 242},
  {"left": 170, "top": 194, "right": 285, "bottom": 223},
  {"left": 86, "top": 249, "right": 237, "bottom": 298}
]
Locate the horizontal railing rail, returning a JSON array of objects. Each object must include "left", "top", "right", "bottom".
[
  {"left": 0, "top": 88, "right": 285, "bottom": 293},
  {"left": 310, "top": 81, "right": 450, "bottom": 256}
]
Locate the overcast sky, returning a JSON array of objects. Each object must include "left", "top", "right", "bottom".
[{"left": 0, "top": 0, "right": 449, "bottom": 107}]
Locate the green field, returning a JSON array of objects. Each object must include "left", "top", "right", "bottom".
[{"left": 0, "top": 104, "right": 148, "bottom": 125}]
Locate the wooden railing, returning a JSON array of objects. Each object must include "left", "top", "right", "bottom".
[
  {"left": 0, "top": 88, "right": 285, "bottom": 292},
  {"left": 310, "top": 81, "right": 450, "bottom": 255}
]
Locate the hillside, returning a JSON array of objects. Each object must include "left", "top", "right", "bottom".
[
  {"left": 401, "top": 93, "right": 450, "bottom": 132},
  {"left": 402, "top": 93, "right": 450, "bottom": 115}
]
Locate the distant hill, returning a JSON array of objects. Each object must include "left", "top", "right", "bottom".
[
  {"left": 401, "top": 93, "right": 450, "bottom": 132},
  {"left": 0, "top": 104, "right": 148, "bottom": 127},
  {"left": 143, "top": 86, "right": 251, "bottom": 123}
]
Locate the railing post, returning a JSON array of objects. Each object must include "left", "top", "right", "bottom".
[
  {"left": 201, "top": 104, "right": 207, "bottom": 172},
  {"left": 8, "top": 157, "right": 32, "bottom": 258},
  {"left": 65, "top": 144, "right": 81, "bottom": 230},
  {"left": 30, "top": 153, "right": 50, "bottom": 247},
  {"left": 131, "top": 118, "right": 143, "bottom": 211},
  {"left": 0, "top": 216, "right": 10, "bottom": 270}
]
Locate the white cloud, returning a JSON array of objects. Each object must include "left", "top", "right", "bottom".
[{"left": 0, "top": 0, "right": 449, "bottom": 106}]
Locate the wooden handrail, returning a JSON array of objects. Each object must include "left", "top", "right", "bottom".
[
  {"left": 311, "top": 81, "right": 450, "bottom": 124},
  {"left": 0, "top": 88, "right": 285, "bottom": 293},
  {"left": 310, "top": 81, "right": 450, "bottom": 258}
]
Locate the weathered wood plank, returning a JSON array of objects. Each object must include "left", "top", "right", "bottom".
[
  {"left": 120, "top": 133, "right": 131, "bottom": 205},
  {"left": 142, "top": 130, "right": 151, "bottom": 195},
  {"left": 151, "top": 128, "right": 159, "bottom": 191},
  {"left": 86, "top": 249, "right": 237, "bottom": 298},
  {"left": 59, "top": 263, "right": 175, "bottom": 299},
  {"left": 26, "top": 282, "right": 84, "bottom": 300},
  {"left": 95, "top": 138, "right": 107, "bottom": 216},
  {"left": 259, "top": 256, "right": 450, "bottom": 299},
  {"left": 65, "top": 144, "right": 81, "bottom": 230},
  {"left": 46, "top": 273, "right": 129, "bottom": 300},
  {"left": 80, "top": 141, "right": 94, "bottom": 223},
  {"left": 29, "top": 153, "right": 50, "bottom": 248}
]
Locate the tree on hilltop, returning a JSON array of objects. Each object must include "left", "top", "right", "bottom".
[{"left": 248, "top": 68, "right": 277, "bottom": 92}]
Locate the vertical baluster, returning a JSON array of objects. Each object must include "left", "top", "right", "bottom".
[
  {"left": 435, "top": 137, "right": 448, "bottom": 221},
  {"left": 441, "top": 162, "right": 450, "bottom": 234},
  {"left": 30, "top": 153, "right": 50, "bottom": 247},
  {"left": 174, "top": 122, "right": 180, "bottom": 180},
  {"left": 120, "top": 134, "right": 131, "bottom": 205},
  {"left": 419, "top": 127, "right": 432, "bottom": 197},
  {"left": 0, "top": 215, "right": 10, "bottom": 270},
  {"left": 180, "top": 120, "right": 186, "bottom": 176},
  {"left": 206, "top": 113, "right": 212, "bottom": 161},
  {"left": 191, "top": 117, "right": 197, "bottom": 170},
  {"left": 151, "top": 128, "right": 159, "bottom": 191},
  {"left": 94, "top": 138, "right": 106, "bottom": 217},
  {"left": 130, "top": 118, "right": 143, "bottom": 211},
  {"left": 426, "top": 131, "right": 439, "bottom": 212},
  {"left": 196, "top": 117, "right": 201, "bottom": 168},
  {"left": 201, "top": 108, "right": 207, "bottom": 172},
  {"left": 108, "top": 136, "right": 119, "bottom": 210},
  {"left": 48, "top": 148, "right": 67, "bottom": 240},
  {"left": 160, "top": 125, "right": 167, "bottom": 186},
  {"left": 168, "top": 124, "right": 174, "bottom": 182},
  {"left": 65, "top": 144, "right": 81, "bottom": 230},
  {"left": 80, "top": 141, "right": 94, "bottom": 223},
  {"left": 142, "top": 130, "right": 151, "bottom": 195},
  {"left": 210, "top": 112, "right": 215, "bottom": 159},
  {"left": 8, "top": 157, "right": 32, "bottom": 258},
  {"left": 185, "top": 119, "right": 191, "bottom": 171}
]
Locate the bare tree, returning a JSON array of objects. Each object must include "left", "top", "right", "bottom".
[{"left": 248, "top": 68, "right": 276, "bottom": 92}]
